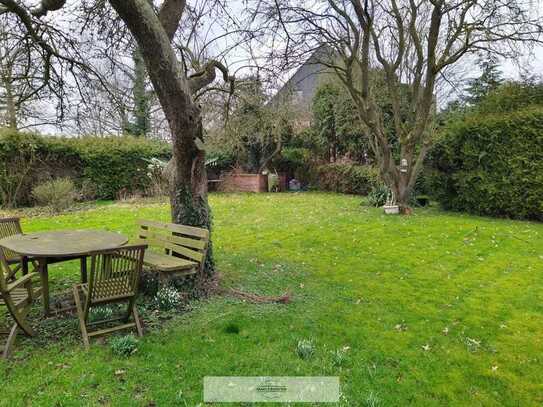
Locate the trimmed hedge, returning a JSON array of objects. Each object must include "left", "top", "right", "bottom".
[
  {"left": 429, "top": 107, "right": 543, "bottom": 221},
  {"left": 0, "top": 129, "right": 171, "bottom": 207},
  {"left": 314, "top": 163, "right": 381, "bottom": 195},
  {"left": 74, "top": 137, "right": 171, "bottom": 199}
]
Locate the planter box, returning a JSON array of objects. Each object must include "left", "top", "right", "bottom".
[
  {"left": 383, "top": 205, "right": 400, "bottom": 215},
  {"left": 217, "top": 173, "right": 268, "bottom": 193}
]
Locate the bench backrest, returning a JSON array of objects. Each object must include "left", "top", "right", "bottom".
[{"left": 137, "top": 220, "right": 209, "bottom": 270}]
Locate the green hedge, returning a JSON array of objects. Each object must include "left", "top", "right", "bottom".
[
  {"left": 429, "top": 107, "right": 543, "bottom": 221},
  {"left": 272, "top": 149, "right": 381, "bottom": 196},
  {"left": 314, "top": 163, "right": 381, "bottom": 195},
  {"left": 74, "top": 137, "right": 171, "bottom": 199},
  {"left": 0, "top": 129, "right": 171, "bottom": 207}
]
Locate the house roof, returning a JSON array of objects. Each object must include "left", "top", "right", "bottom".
[{"left": 271, "top": 45, "right": 334, "bottom": 109}]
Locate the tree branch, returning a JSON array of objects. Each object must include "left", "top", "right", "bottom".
[
  {"left": 189, "top": 59, "right": 235, "bottom": 95},
  {"left": 158, "top": 0, "right": 186, "bottom": 42}
]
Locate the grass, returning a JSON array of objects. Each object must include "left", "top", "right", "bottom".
[{"left": 1, "top": 192, "right": 542, "bottom": 406}]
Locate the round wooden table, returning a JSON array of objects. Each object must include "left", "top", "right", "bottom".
[{"left": 0, "top": 230, "right": 128, "bottom": 315}]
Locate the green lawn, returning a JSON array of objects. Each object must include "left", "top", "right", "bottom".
[{"left": 1, "top": 193, "right": 542, "bottom": 406}]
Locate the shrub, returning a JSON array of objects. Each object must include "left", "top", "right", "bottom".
[
  {"left": 429, "top": 107, "right": 543, "bottom": 220},
  {"left": 0, "top": 130, "right": 172, "bottom": 207},
  {"left": 272, "top": 147, "right": 312, "bottom": 180},
  {"left": 32, "top": 178, "right": 77, "bottom": 212},
  {"left": 0, "top": 130, "right": 42, "bottom": 208},
  {"left": 367, "top": 184, "right": 390, "bottom": 207},
  {"left": 295, "top": 339, "right": 315, "bottom": 360},
  {"left": 315, "top": 163, "right": 381, "bottom": 195},
  {"left": 110, "top": 334, "right": 139, "bottom": 357},
  {"left": 145, "top": 157, "right": 169, "bottom": 197},
  {"left": 154, "top": 285, "right": 182, "bottom": 311},
  {"left": 75, "top": 136, "right": 171, "bottom": 200},
  {"left": 79, "top": 179, "right": 98, "bottom": 201}
]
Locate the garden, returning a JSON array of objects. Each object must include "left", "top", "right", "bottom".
[{"left": 0, "top": 193, "right": 541, "bottom": 405}]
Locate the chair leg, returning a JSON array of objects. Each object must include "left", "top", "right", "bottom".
[
  {"left": 124, "top": 298, "right": 134, "bottom": 323},
  {"left": 39, "top": 260, "right": 50, "bottom": 316},
  {"left": 8, "top": 304, "right": 34, "bottom": 337},
  {"left": 80, "top": 256, "right": 88, "bottom": 283},
  {"left": 2, "top": 323, "right": 18, "bottom": 359},
  {"left": 73, "top": 286, "right": 90, "bottom": 349},
  {"left": 132, "top": 305, "right": 143, "bottom": 337}
]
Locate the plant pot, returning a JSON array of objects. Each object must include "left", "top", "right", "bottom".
[{"left": 383, "top": 205, "right": 400, "bottom": 215}]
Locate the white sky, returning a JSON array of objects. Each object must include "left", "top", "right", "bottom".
[{"left": 9, "top": 0, "right": 543, "bottom": 134}]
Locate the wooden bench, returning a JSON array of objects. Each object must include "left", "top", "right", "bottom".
[{"left": 135, "top": 220, "right": 209, "bottom": 281}]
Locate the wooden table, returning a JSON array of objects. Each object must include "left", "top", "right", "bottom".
[{"left": 0, "top": 230, "right": 128, "bottom": 315}]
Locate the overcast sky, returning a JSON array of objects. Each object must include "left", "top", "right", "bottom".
[{"left": 9, "top": 0, "right": 543, "bottom": 134}]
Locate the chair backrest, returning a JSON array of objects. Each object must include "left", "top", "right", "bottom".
[
  {"left": 87, "top": 245, "right": 146, "bottom": 305},
  {"left": 0, "top": 249, "right": 12, "bottom": 294},
  {"left": 0, "top": 249, "right": 36, "bottom": 338},
  {"left": 137, "top": 220, "right": 209, "bottom": 267},
  {"left": 0, "top": 218, "right": 22, "bottom": 262}
]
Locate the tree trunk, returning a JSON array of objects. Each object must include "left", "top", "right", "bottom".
[
  {"left": 169, "top": 117, "right": 214, "bottom": 276},
  {"left": 132, "top": 49, "right": 150, "bottom": 137},
  {"left": 4, "top": 72, "right": 17, "bottom": 129},
  {"left": 392, "top": 176, "right": 411, "bottom": 210},
  {"left": 108, "top": 0, "right": 215, "bottom": 277}
]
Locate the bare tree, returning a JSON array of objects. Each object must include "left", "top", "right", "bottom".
[
  {"left": 0, "top": 0, "right": 242, "bottom": 276},
  {"left": 208, "top": 76, "right": 295, "bottom": 173},
  {"left": 0, "top": 13, "right": 58, "bottom": 129},
  {"left": 252, "top": 0, "right": 543, "bottom": 209}
]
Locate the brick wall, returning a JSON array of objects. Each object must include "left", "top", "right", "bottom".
[{"left": 217, "top": 173, "right": 269, "bottom": 193}]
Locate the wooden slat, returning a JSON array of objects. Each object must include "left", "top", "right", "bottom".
[
  {"left": 73, "top": 245, "right": 146, "bottom": 347},
  {"left": 139, "top": 229, "right": 205, "bottom": 250},
  {"left": 0, "top": 217, "right": 21, "bottom": 225},
  {"left": 6, "top": 273, "right": 37, "bottom": 292},
  {"left": 143, "top": 251, "right": 197, "bottom": 272},
  {"left": 0, "top": 218, "right": 23, "bottom": 262},
  {"left": 170, "top": 244, "right": 204, "bottom": 262},
  {"left": 137, "top": 236, "right": 203, "bottom": 262},
  {"left": 137, "top": 219, "right": 209, "bottom": 238},
  {"left": 87, "top": 316, "right": 126, "bottom": 327},
  {"left": 0, "top": 288, "right": 28, "bottom": 299},
  {"left": 87, "top": 322, "right": 136, "bottom": 337}
]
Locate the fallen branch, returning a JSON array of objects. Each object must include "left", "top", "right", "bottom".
[{"left": 225, "top": 287, "right": 291, "bottom": 304}]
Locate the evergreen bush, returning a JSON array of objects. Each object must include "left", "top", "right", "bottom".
[
  {"left": 314, "top": 163, "right": 381, "bottom": 195},
  {"left": 430, "top": 107, "right": 543, "bottom": 220}
]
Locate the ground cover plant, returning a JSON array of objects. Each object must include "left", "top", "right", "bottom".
[{"left": 0, "top": 193, "right": 542, "bottom": 406}]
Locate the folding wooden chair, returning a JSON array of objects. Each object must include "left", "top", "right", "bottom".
[
  {"left": 73, "top": 245, "right": 147, "bottom": 348},
  {"left": 0, "top": 250, "right": 42, "bottom": 358},
  {"left": 0, "top": 217, "right": 24, "bottom": 280}
]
